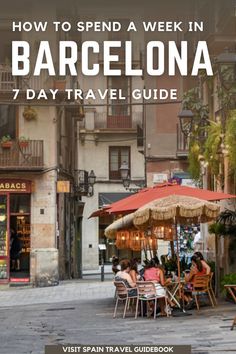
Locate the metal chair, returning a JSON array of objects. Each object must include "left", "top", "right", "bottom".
[
  {"left": 192, "top": 275, "right": 215, "bottom": 310},
  {"left": 135, "top": 281, "right": 168, "bottom": 319},
  {"left": 113, "top": 281, "right": 137, "bottom": 318}
]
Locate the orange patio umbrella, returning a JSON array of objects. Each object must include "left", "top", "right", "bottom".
[{"left": 89, "top": 183, "right": 236, "bottom": 218}]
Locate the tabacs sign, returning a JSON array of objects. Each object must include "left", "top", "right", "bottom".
[{"left": 0, "top": 180, "right": 31, "bottom": 193}]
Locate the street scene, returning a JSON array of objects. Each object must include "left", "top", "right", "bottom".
[
  {"left": 0, "top": 0, "right": 236, "bottom": 353},
  {"left": 0, "top": 281, "right": 235, "bottom": 354}
]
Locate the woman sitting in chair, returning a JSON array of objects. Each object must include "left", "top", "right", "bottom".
[
  {"left": 184, "top": 255, "right": 207, "bottom": 307},
  {"left": 194, "top": 252, "right": 211, "bottom": 275},
  {"left": 115, "top": 259, "right": 137, "bottom": 296},
  {"left": 143, "top": 258, "right": 167, "bottom": 316}
]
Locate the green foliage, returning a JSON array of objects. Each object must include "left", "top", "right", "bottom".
[
  {"left": 208, "top": 222, "right": 226, "bottom": 235},
  {"left": 209, "top": 210, "right": 236, "bottom": 236},
  {"left": 217, "top": 209, "right": 236, "bottom": 225},
  {"left": 165, "top": 257, "right": 178, "bottom": 272},
  {"left": 188, "top": 141, "right": 200, "bottom": 181},
  {"left": 182, "top": 87, "right": 209, "bottom": 123},
  {"left": 204, "top": 120, "right": 222, "bottom": 175},
  {"left": 182, "top": 87, "right": 210, "bottom": 181},
  {"left": 220, "top": 273, "right": 236, "bottom": 295},
  {"left": 226, "top": 110, "right": 236, "bottom": 171},
  {"left": 0, "top": 135, "right": 12, "bottom": 143}
]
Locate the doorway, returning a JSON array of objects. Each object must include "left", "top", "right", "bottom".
[{"left": 10, "top": 194, "right": 31, "bottom": 280}]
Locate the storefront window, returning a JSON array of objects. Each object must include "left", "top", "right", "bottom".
[
  {"left": 10, "top": 194, "right": 30, "bottom": 214},
  {"left": 0, "top": 195, "right": 8, "bottom": 257},
  {"left": 0, "top": 260, "right": 7, "bottom": 279}
]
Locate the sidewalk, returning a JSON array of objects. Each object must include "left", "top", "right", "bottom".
[{"left": 0, "top": 280, "right": 114, "bottom": 307}]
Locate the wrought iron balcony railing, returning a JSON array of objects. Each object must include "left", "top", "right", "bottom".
[
  {"left": 0, "top": 140, "right": 44, "bottom": 170},
  {"left": 80, "top": 111, "right": 142, "bottom": 130}
]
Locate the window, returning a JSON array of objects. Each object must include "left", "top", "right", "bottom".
[
  {"left": 108, "top": 76, "right": 131, "bottom": 117},
  {"left": 0, "top": 29, "right": 21, "bottom": 64},
  {"left": 109, "top": 146, "right": 130, "bottom": 180},
  {"left": 0, "top": 105, "right": 17, "bottom": 139}
]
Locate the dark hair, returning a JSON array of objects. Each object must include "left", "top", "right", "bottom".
[
  {"left": 194, "top": 252, "right": 204, "bottom": 260},
  {"left": 130, "top": 258, "right": 138, "bottom": 272},
  {"left": 112, "top": 256, "right": 119, "bottom": 266},
  {"left": 120, "top": 259, "right": 130, "bottom": 271},
  {"left": 145, "top": 259, "right": 156, "bottom": 269},
  {"left": 152, "top": 256, "right": 160, "bottom": 266},
  {"left": 191, "top": 255, "right": 203, "bottom": 272}
]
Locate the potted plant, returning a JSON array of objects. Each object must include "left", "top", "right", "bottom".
[
  {"left": 19, "top": 136, "right": 29, "bottom": 148},
  {"left": 53, "top": 75, "right": 66, "bottom": 90},
  {"left": 23, "top": 106, "right": 37, "bottom": 121},
  {"left": 0, "top": 135, "right": 12, "bottom": 148}
]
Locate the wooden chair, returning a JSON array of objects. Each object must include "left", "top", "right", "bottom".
[
  {"left": 113, "top": 281, "right": 137, "bottom": 318},
  {"left": 135, "top": 281, "right": 168, "bottom": 319},
  {"left": 192, "top": 275, "right": 215, "bottom": 310},
  {"left": 209, "top": 272, "right": 217, "bottom": 306}
]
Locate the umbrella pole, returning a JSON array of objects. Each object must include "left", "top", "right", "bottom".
[{"left": 175, "top": 221, "right": 182, "bottom": 299}]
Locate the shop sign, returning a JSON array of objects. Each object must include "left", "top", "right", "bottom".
[
  {"left": 0, "top": 180, "right": 31, "bottom": 193},
  {"left": 153, "top": 173, "right": 168, "bottom": 184},
  {"left": 181, "top": 179, "right": 197, "bottom": 188},
  {"left": 57, "top": 181, "right": 70, "bottom": 193}
]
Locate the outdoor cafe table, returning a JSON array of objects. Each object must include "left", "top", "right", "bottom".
[
  {"left": 224, "top": 285, "right": 236, "bottom": 330},
  {"left": 224, "top": 285, "right": 236, "bottom": 303},
  {"left": 166, "top": 279, "right": 186, "bottom": 312}
]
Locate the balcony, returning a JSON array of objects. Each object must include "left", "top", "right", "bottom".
[
  {"left": 0, "top": 140, "right": 44, "bottom": 171},
  {"left": 0, "top": 65, "right": 80, "bottom": 95},
  {"left": 176, "top": 124, "right": 189, "bottom": 157},
  {"left": 80, "top": 111, "right": 142, "bottom": 132},
  {"left": 0, "top": 65, "right": 17, "bottom": 91}
]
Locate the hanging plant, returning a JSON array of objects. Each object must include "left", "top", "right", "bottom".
[
  {"left": 23, "top": 106, "right": 37, "bottom": 121},
  {"left": 204, "top": 120, "right": 222, "bottom": 175},
  {"left": 226, "top": 110, "right": 236, "bottom": 171}
]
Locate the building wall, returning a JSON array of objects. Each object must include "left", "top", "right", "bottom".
[
  {"left": 80, "top": 134, "right": 145, "bottom": 270},
  {"left": 17, "top": 106, "right": 59, "bottom": 283}
]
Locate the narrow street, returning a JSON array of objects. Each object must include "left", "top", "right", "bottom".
[{"left": 0, "top": 281, "right": 235, "bottom": 354}]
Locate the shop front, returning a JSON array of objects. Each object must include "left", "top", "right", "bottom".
[{"left": 0, "top": 179, "right": 31, "bottom": 283}]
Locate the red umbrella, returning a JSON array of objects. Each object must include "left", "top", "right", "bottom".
[{"left": 89, "top": 183, "right": 236, "bottom": 218}]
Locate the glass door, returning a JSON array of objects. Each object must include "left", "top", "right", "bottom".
[{"left": 0, "top": 194, "right": 9, "bottom": 282}]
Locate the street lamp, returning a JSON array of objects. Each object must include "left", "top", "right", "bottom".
[
  {"left": 119, "top": 161, "right": 129, "bottom": 180},
  {"left": 215, "top": 49, "right": 236, "bottom": 91},
  {"left": 122, "top": 175, "right": 131, "bottom": 188},
  {"left": 119, "top": 162, "right": 145, "bottom": 192},
  {"left": 88, "top": 170, "right": 96, "bottom": 185},
  {"left": 178, "top": 109, "right": 194, "bottom": 136},
  {"left": 88, "top": 170, "right": 96, "bottom": 197}
]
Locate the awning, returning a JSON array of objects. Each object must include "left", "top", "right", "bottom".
[
  {"left": 99, "top": 192, "right": 133, "bottom": 208},
  {"left": 89, "top": 192, "right": 133, "bottom": 218},
  {"left": 89, "top": 183, "right": 236, "bottom": 218}
]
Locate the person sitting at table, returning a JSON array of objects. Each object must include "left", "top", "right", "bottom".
[
  {"left": 111, "top": 255, "right": 120, "bottom": 275},
  {"left": 194, "top": 252, "right": 211, "bottom": 275},
  {"left": 184, "top": 255, "right": 207, "bottom": 306},
  {"left": 143, "top": 258, "right": 167, "bottom": 316},
  {"left": 115, "top": 259, "right": 137, "bottom": 296},
  {"left": 129, "top": 258, "right": 142, "bottom": 283}
]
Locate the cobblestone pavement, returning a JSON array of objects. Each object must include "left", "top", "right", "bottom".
[
  {"left": 0, "top": 280, "right": 114, "bottom": 306},
  {"left": 0, "top": 281, "right": 235, "bottom": 354}
]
